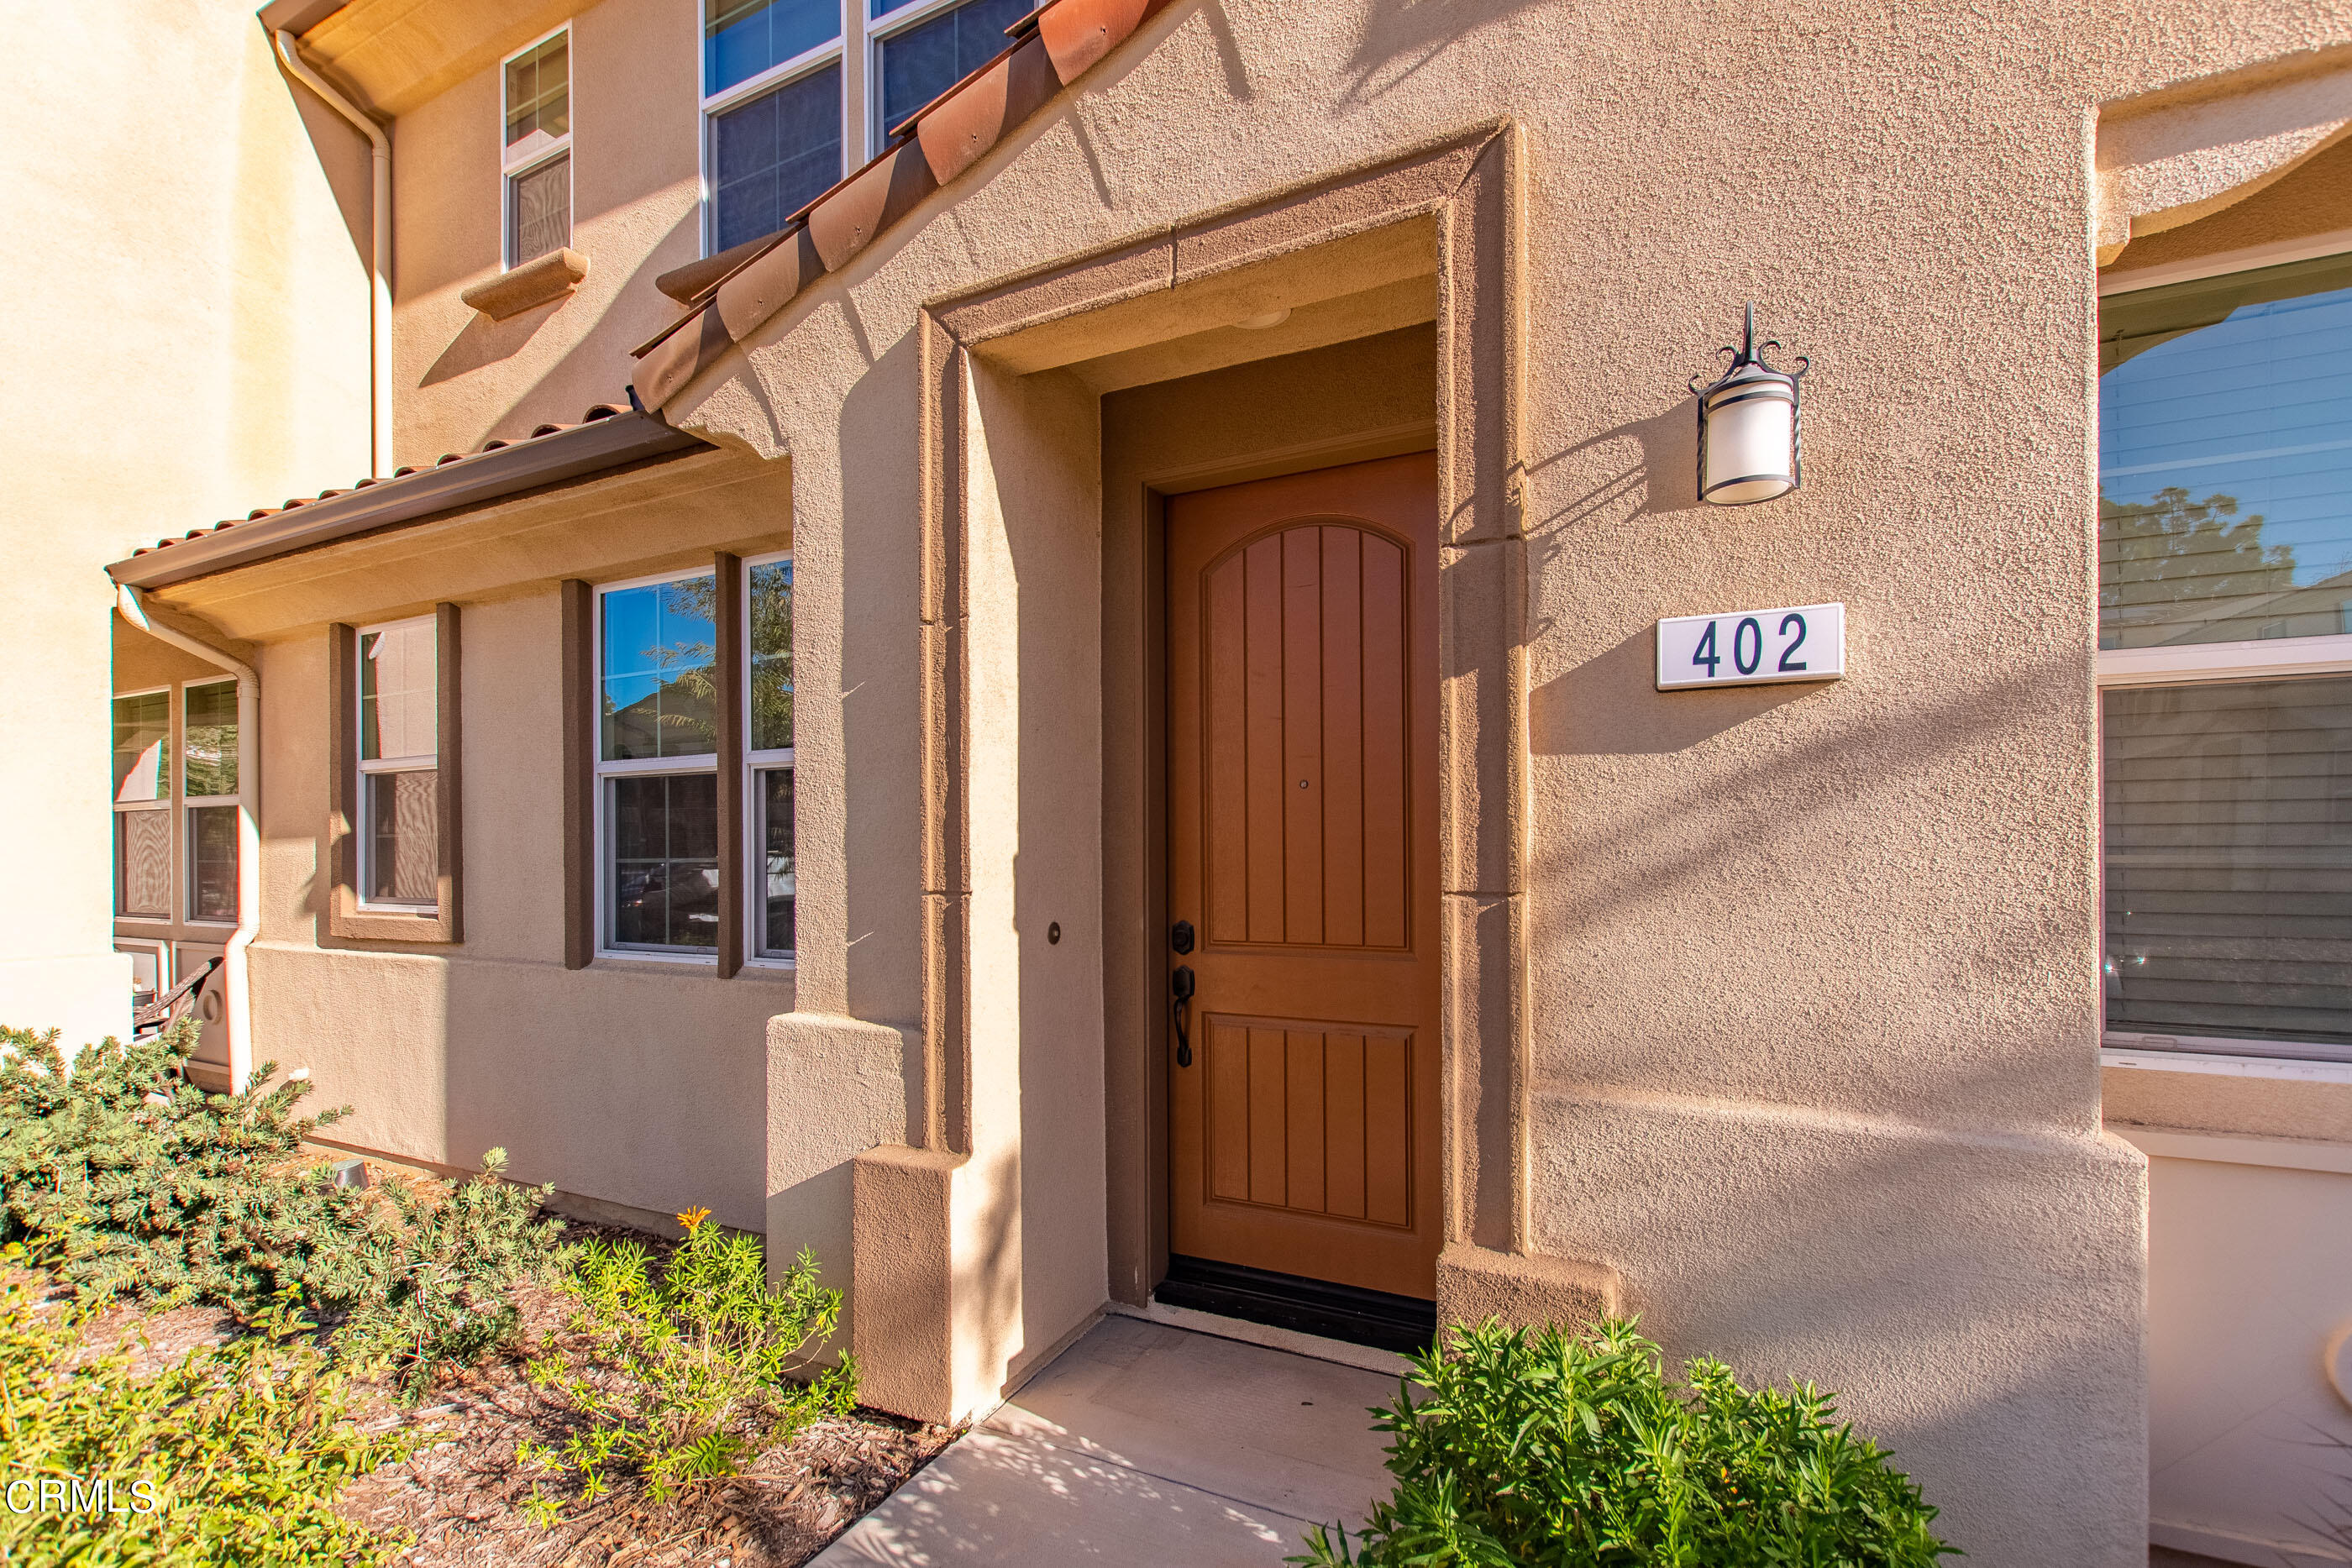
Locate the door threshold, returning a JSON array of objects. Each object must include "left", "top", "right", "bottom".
[
  {"left": 1110, "top": 1298, "right": 1414, "bottom": 1377},
  {"left": 1153, "top": 1254, "right": 1436, "bottom": 1356}
]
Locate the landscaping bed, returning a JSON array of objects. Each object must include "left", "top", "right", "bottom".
[{"left": 0, "top": 1022, "right": 951, "bottom": 1567}]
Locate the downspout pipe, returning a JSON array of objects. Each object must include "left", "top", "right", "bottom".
[
  {"left": 272, "top": 29, "right": 392, "bottom": 478},
  {"left": 116, "top": 587, "right": 260, "bottom": 1095}
]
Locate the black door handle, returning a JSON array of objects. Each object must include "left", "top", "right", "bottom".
[{"left": 1171, "top": 965, "right": 1194, "bottom": 1067}]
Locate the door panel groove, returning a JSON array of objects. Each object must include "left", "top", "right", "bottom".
[{"left": 1167, "top": 453, "right": 1441, "bottom": 1301}]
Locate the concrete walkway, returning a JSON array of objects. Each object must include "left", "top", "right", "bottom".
[{"left": 812, "top": 1314, "right": 1403, "bottom": 1565}]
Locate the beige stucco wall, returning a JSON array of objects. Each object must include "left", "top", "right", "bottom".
[
  {"left": 0, "top": 3, "right": 369, "bottom": 1048},
  {"left": 627, "top": 0, "right": 2352, "bottom": 1558},
  {"left": 386, "top": 0, "right": 704, "bottom": 464},
  {"left": 65, "top": 0, "right": 2352, "bottom": 1559},
  {"left": 141, "top": 449, "right": 805, "bottom": 1230}
]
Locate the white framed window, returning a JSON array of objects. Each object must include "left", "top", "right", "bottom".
[
  {"left": 502, "top": 24, "right": 573, "bottom": 268},
  {"left": 357, "top": 617, "right": 440, "bottom": 910},
  {"left": 2097, "top": 249, "right": 2352, "bottom": 1066},
  {"left": 866, "top": 0, "right": 1028, "bottom": 151},
  {"left": 181, "top": 679, "right": 240, "bottom": 926},
  {"left": 112, "top": 688, "right": 172, "bottom": 920},
  {"left": 596, "top": 569, "right": 723, "bottom": 959},
  {"left": 743, "top": 553, "right": 795, "bottom": 965},
  {"left": 701, "top": 0, "right": 845, "bottom": 255}
]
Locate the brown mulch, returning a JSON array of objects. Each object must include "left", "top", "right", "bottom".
[
  {"left": 30, "top": 1167, "right": 955, "bottom": 1568},
  {"left": 333, "top": 1250, "right": 955, "bottom": 1568}
]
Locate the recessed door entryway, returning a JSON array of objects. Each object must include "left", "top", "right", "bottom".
[{"left": 1163, "top": 453, "right": 1442, "bottom": 1339}]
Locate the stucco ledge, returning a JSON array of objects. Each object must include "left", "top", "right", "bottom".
[
  {"left": 1435, "top": 1243, "right": 1627, "bottom": 1335},
  {"left": 460, "top": 249, "right": 589, "bottom": 323}
]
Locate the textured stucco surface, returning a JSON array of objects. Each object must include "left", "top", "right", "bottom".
[
  {"left": 1, "top": 3, "right": 368, "bottom": 1047},
  {"left": 634, "top": 2, "right": 2352, "bottom": 1557},
  {"left": 141, "top": 458, "right": 803, "bottom": 1230},
  {"left": 77, "top": 0, "right": 2352, "bottom": 1556},
  {"left": 241, "top": 591, "right": 790, "bottom": 1229},
  {"left": 386, "top": 0, "right": 702, "bottom": 466}
]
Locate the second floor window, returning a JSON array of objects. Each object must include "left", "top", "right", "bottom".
[
  {"left": 503, "top": 28, "right": 572, "bottom": 266},
  {"left": 705, "top": 0, "right": 843, "bottom": 254},
  {"left": 871, "top": 0, "right": 1030, "bottom": 142}
]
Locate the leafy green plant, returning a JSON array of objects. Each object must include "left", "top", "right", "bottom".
[
  {"left": 0, "top": 1022, "right": 567, "bottom": 1393},
  {"left": 1298, "top": 1317, "right": 1955, "bottom": 1567},
  {"left": 0, "top": 1020, "right": 360, "bottom": 1304},
  {"left": 0, "top": 1244, "right": 415, "bottom": 1567},
  {"left": 521, "top": 1208, "right": 853, "bottom": 1510},
  {"left": 332, "top": 1150, "right": 569, "bottom": 1398}
]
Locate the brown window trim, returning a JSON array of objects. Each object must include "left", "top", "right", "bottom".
[
  {"left": 716, "top": 551, "right": 746, "bottom": 978},
  {"left": 326, "top": 606, "right": 464, "bottom": 943},
  {"left": 562, "top": 579, "right": 594, "bottom": 969},
  {"left": 560, "top": 561, "right": 751, "bottom": 974}
]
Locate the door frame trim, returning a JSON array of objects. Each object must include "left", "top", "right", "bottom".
[{"left": 910, "top": 121, "right": 1530, "bottom": 1303}]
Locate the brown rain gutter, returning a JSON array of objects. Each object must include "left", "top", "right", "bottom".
[{"left": 108, "top": 412, "right": 707, "bottom": 590}]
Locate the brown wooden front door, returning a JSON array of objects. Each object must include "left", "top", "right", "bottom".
[{"left": 1166, "top": 453, "right": 1441, "bottom": 1301}]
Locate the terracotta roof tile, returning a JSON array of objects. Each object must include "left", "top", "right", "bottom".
[
  {"left": 129, "top": 401, "right": 633, "bottom": 558},
  {"left": 631, "top": 0, "right": 1174, "bottom": 412}
]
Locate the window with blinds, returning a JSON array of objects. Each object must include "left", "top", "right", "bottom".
[
  {"left": 2100, "top": 250, "right": 2352, "bottom": 1062},
  {"left": 501, "top": 29, "right": 572, "bottom": 268},
  {"left": 2104, "top": 677, "right": 2352, "bottom": 1060}
]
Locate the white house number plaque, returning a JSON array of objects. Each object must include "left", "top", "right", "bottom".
[{"left": 1655, "top": 602, "right": 1845, "bottom": 690}]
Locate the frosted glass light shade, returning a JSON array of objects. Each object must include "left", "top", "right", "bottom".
[{"left": 1699, "top": 370, "right": 1799, "bottom": 505}]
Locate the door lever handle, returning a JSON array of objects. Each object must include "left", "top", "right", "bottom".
[{"left": 1171, "top": 965, "right": 1194, "bottom": 1067}]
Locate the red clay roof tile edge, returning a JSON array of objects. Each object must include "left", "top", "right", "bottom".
[
  {"left": 128, "top": 400, "right": 641, "bottom": 558},
  {"left": 628, "top": 0, "right": 1175, "bottom": 412}
]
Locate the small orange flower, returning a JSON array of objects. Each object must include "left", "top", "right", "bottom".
[{"left": 676, "top": 1205, "right": 711, "bottom": 1232}]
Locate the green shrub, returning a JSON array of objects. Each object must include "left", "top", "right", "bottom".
[
  {"left": 0, "top": 1245, "right": 413, "bottom": 1567},
  {"left": 0, "top": 1023, "right": 567, "bottom": 1393},
  {"left": 331, "top": 1149, "right": 570, "bottom": 1398},
  {"left": 1299, "top": 1317, "right": 1955, "bottom": 1568},
  {"left": 0, "top": 1021, "right": 358, "bottom": 1304},
  {"left": 520, "top": 1207, "right": 854, "bottom": 1512}
]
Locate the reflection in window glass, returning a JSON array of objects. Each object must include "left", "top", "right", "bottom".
[
  {"left": 876, "top": 0, "right": 1028, "bottom": 135},
  {"left": 366, "top": 770, "right": 440, "bottom": 905},
  {"left": 113, "top": 691, "right": 168, "bottom": 803},
  {"left": 361, "top": 623, "right": 438, "bottom": 762},
  {"left": 610, "top": 774, "right": 721, "bottom": 949},
  {"left": 184, "top": 682, "right": 237, "bottom": 798},
  {"left": 2103, "top": 674, "right": 2352, "bottom": 1058},
  {"left": 116, "top": 810, "right": 171, "bottom": 918},
  {"left": 510, "top": 154, "right": 571, "bottom": 264},
  {"left": 750, "top": 559, "right": 794, "bottom": 752},
  {"left": 188, "top": 805, "right": 239, "bottom": 922},
  {"left": 601, "top": 575, "right": 719, "bottom": 760},
  {"left": 706, "top": 0, "right": 840, "bottom": 95},
  {"left": 505, "top": 33, "right": 570, "bottom": 149},
  {"left": 710, "top": 65, "right": 842, "bottom": 253},
  {"left": 759, "top": 767, "right": 795, "bottom": 957},
  {"left": 2100, "top": 253, "right": 2352, "bottom": 648}
]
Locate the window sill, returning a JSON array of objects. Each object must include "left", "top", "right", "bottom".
[
  {"left": 2101, "top": 1046, "right": 2352, "bottom": 1085},
  {"left": 462, "top": 248, "right": 589, "bottom": 322},
  {"left": 2108, "top": 1123, "right": 2352, "bottom": 1174},
  {"left": 328, "top": 899, "right": 457, "bottom": 945}
]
